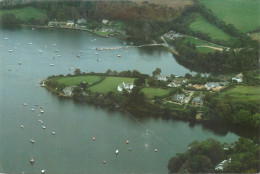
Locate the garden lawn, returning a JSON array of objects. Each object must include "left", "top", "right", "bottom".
[
  {"left": 88, "top": 77, "right": 135, "bottom": 93},
  {"left": 141, "top": 87, "right": 171, "bottom": 99},
  {"left": 0, "top": 7, "right": 47, "bottom": 21},
  {"left": 57, "top": 76, "right": 101, "bottom": 86},
  {"left": 189, "top": 13, "right": 233, "bottom": 41},
  {"left": 219, "top": 85, "right": 260, "bottom": 104},
  {"left": 199, "top": 0, "right": 260, "bottom": 32}
]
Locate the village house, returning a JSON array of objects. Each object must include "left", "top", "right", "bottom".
[
  {"left": 156, "top": 75, "right": 167, "bottom": 81},
  {"left": 77, "top": 18, "right": 86, "bottom": 24},
  {"left": 66, "top": 20, "right": 74, "bottom": 27},
  {"left": 192, "top": 96, "right": 203, "bottom": 107},
  {"left": 173, "top": 94, "right": 186, "bottom": 104},
  {"left": 232, "top": 73, "right": 243, "bottom": 83},
  {"left": 117, "top": 82, "right": 135, "bottom": 92},
  {"left": 63, "top": 86, "right": 76, "bottom": 96},
  {"left": 167, "top": 78, "right": 187, "bottom": 88}
]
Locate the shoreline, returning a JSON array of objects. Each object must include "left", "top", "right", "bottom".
[{"left": 23, "top": 24, "right": 128, "bottom": 39}]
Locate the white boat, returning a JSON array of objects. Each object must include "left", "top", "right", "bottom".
[
  {"left": 58, "top": 55, "right": 61, "bottom": 57},
  {"left": 29, "top": 43, "right": 32, "bottom": 45},
  {"left": 23, "top": 103, "right": 27, "bottom": 106},
  {"left": 4, "top": 37, "right": 8, "bottom": 40},
  {"left": 54, "top": 50, "right": 59, "bottom": 52},
  {"left": 41, "top": 169, "right": 45, "bottom": 174},
  {"left": 97, "top": 58, "right": 101, "bottom": 62},
  {"left": 42, "top": 126, "right": 46, "bottom": 129},
  {"left": 40, "top": 109, "right": 44, "bottom": 113},
  {"left": 31, "top": 109, "right": 34, "bottom": 111},
  {"left": 52, "top": 132, "right": 56, "bottom": 135},
  {"left": 50, "top": 64, "right": 54, "bottom": 66},
  {"left": 53, "top": 43, "right": 56, "bottom": 46},
  {"left": 94, "top": 53, "right": 98, "bottom": 55},
  {"left": 21, "top": 125, "right": 24, "bottom": 128},
  {"left": 30, "top": 157, "right": 34, "bottom": 164},
  {"left": 154, "top": 148, "right": 158, "bottom": 152},
  {"left": 30, "top": 139, "right": 35, "bottom": 143},
  {"left": 115, "top": 150, "right": 119, "bottom": 154},
  {"left": 69, "top": 67, "right": 74, "bottom": 70},
  {"left": 38, "top": 50, "right": 42, "bottom": 53},
  {"left": 117, "top": 55, "right": 121, "bottom": 57},
  {"left": 79, "top": 51, "right": 83, "bottom": 53},
  {"left": 8, "top": 50, "right": 12, "bottom": 52}
]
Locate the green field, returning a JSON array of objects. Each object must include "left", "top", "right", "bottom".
[
  {"left": 219, "top": 85, "right": 260, "bottom": 103},
  {"left": 57, "top": 76, "right": 101, "bottom": 86},
  {"left": 189, "top": 13, "right": 233, "bottom": 41},
  {"left": 0, "top": 7, "right": 47, "bottom": 21},
  {"left": 183, "top": 37, "right": 220, "bottom": 53},
  {"left": 141, "top": 87, "right": 171, "bottom": 99},
  {"left": 88, "top": 77, "right": 135, "bottom": 93},
  {"left": 199, "top": 0, "right": 260, "bottom": 32}
]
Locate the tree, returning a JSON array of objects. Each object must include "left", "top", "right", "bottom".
[
  {"left": 0, "top": 13, "right": 21, "bottom": 27},
  {"left": 134, "top": 76, "right": 146, "bottom": 86},
  {"left": 74, "top": 68, "right": 81, "bottom": 76},
  {"left": 152, "top": 68, "right": 161, "bottom": 77},
  {"left": 186, "top": 155, "right": 212, "bottom": 173}
]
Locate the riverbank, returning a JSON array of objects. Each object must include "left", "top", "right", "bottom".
[{"left": 23, "top": 24, "right": 128, "bottom": 39}]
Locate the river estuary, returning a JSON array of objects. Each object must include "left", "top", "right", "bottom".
[{"left": 0, "top": 27, "right": 238, "bottom": 173}]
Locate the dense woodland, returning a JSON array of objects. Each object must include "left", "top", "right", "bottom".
[{"left": 168, "top": 138, "right": 260, "bottom": 173}]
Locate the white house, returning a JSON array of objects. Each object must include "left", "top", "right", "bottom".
[
  {"left": 102, "top": 19, "right": 109, "bottom": 24},
  {"left": 156, "top": 75, "right": 167, "bottom": 81},
  {"left": 117, "top": 82, "right": 134, "bottom": 92},
  {"left": 66, "top": 20, "right": 74, "bottom": 27}
]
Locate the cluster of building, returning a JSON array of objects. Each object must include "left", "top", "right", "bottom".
[
  {"left": 215, "top": 158, "right": 232, "bottom": 171},
  {"left": 117, "top": 82, "right": 135, "bottom": 93},
  {"left": 163, "top": 31, "right": 185, "bottom": 40}
]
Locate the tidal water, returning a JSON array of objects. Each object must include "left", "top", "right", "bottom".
[{"left": 0, "top": 27, "right": 238, "bottom": 173}]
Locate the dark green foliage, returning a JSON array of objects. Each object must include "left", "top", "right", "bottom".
[
  {"left": 134, "top": 76, "right": 146, "bottom": 86},
  {"left": 168, "top": 138, "right": 260, "bottom": 173},
  {"left": 0, "top": 13, "right": 21, "bottom": 27}
]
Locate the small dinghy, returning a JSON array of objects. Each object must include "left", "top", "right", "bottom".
[
  {"left": 30, "top": 157, "right": 34, "bottom": 164},
  {"left": 52, "top": 132, "right": 56, "bottom": 135},
  {"left": 42, "top": 126, "right": 46, "bottom": 129},
  {"left": 115, "top": 150, "right": 119, "bottom": 154},
  {"left": 30, "top": 139, "right": 35, "bottom": 144},
  {"left": 21, "top": 125, "right": 24, "bottom": 128}
]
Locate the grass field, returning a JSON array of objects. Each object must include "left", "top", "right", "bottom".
[
  {"left": 0, "top": 7, "right": 47, "bottom": 21},
  {"left": 183, "top": 37, "right": 224, "bottom": 53},
  {"left": 189, "top": 13, "right": 233, "bottom": 41},
  {"left": 141, "top": 87, "right": 171, "bottom": 99},
  {"left": 199, "top": 0, "right": 260, "bottom": 32},
  {"left": 219, "top": 85, "right": 260, "bottom": 104},
  {"left": 57, "top": 76, "right": 102, "bottom": 86},
  {"left": 88, "top": 77, "right": 135, "bottom": 93}
]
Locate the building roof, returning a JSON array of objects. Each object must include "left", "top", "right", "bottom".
[{"left": 192, "top": 96, "right": 203, "bottom": 103}]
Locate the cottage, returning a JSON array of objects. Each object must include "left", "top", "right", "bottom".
[
  {"left": 117, "top": 82, "right": 135, "bottom": 92},
  {"left": 173, "top": 94, "right": 186, "bottom": 103},
  {"left": 63, "top": 86, "right": 76, "bottom": 96},
  {"left": 77, "top": 18, "right": 86, "bottom": 24},
  {"left": 192, "top": 96, "right": 203, "bottom": 107},
  {"left": 66, "top": 20, "right": 74, "bottom": 27},
  {"left": 156, "top": 75, "right": 167, "bottom": 81}
]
